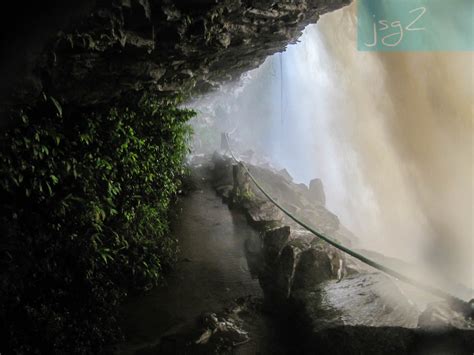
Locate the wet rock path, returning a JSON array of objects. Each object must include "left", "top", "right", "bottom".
[{"left": 116, "top": 165, "right": 287, "bottom": 354}]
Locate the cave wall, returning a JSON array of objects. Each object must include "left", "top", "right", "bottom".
[
  {"left": 0, "top": 0, "right": 97, "bottom": 112},
  {"left": 2, "top": 0, "right": 350, "bottom": 111}
]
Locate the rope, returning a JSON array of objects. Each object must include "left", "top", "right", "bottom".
[{"left": 223, "top": 134, "right": 468, "bottom": 308}]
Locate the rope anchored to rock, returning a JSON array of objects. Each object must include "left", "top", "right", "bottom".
[{"left": 223, "top": 133, "right": 472, "bottom": 317}]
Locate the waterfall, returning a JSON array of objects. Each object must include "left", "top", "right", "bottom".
[{"left": 191, "top": 2, "right": 472, "bottom": 294}]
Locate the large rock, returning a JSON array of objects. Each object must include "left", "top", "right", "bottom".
[
  {"left": 210, "top": 153, "right": 474, "bottom": 354},
  {"left": 289, "top": 272, "right": 474, "bottom": 354},
  {"left": 2, "top": 0, "right": 351, "bottom": 111},
  {"left": 262, "top": 225, "right": 292, "bottom": 262},
  {"left": 292, "top": 240, "right": 345, "bottom": 291},
  {"left": 260, "top": 229, "right": 316, "bottom": 302},
  {"left": 290, "top": 273, "right": 416, "bottom": 352},
  {"left": 211, "top": 152, "right": 233, "bottom": 187},
  {"left": 232, "top": 163, "right": 251, "bottom": 198},
  {"left": 309, "top": 178, "right": 326, "bottom": 206},
  {"left": 248, "top": 165, "right": 310, "bottom": 210},
  {"left": 245, "top": 200, "right": 283, "bottom": 227},
  {"left": 242, "top": 164, "right": 340, "bottom": 234},
  {"left": 299, "top": 272, "right": 419, "bottom": 329},
  {"left": 260, "top": 239, "right": 306, "bottom": 302}
]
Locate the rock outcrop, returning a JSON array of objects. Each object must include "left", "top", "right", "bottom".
[
  {"left": 309, "top": 178, "right": 326, "bottom": 206},
  {"left": 210, "top": 152, "right": 474, "bottom": 354},
  {"left": 211, "top": 152, "right": 355, "bottom": 304},
  {"left": 2, "top": 0, "right": 351, "bottom": 112}
]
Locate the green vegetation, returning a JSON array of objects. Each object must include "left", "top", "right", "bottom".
[
  {"left": 232, "top": 187, "right": 255, "bottom": 205},
  {"left": 0, "top": 94, "right": 194, "bottom": 353}
]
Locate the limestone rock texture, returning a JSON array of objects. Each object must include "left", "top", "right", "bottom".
[{"left": 2, "top": 0, "right": 351, "bottom": 112}]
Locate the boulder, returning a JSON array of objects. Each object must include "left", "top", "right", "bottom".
[
  {"left": 260, "top": 231, "right": 314, "bottom": 303},
  {"left": 245, "top": 200, "right": 283, "bottom": 227},
  {"left": 262, "top": 225, "right": 292, "bottom": 262},
  {"left": 272, "top": 242, "right": 305, "bottom": 301},
  {"left": 292, "top": 243, "right": 345, "bottom": 291},
  {"left": 287, "top": 229, "right": 317, "bottom": 253},
  {"left": 247, "top": 165, "right": 308, "bottom": 210},
  {"left": 232, "top": 163, "right": 251, "bottom": 198},
  {"left": 309, "top": 178, "right": 326, "bottom": 206},
  {"left": 211, "top": 153, "right": 233, "bottom": 186}
]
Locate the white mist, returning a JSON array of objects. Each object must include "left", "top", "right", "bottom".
[{"left": 190, "top": 2, "right": 473, "bottom": 297}]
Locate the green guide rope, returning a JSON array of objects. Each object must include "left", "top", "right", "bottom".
[{"left": 224, "top": 134, "right": 469, "bottom": 309}]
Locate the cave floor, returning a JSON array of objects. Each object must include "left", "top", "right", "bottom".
[{"left": 115, "top": 164, "right": 288, "bottom": 355}]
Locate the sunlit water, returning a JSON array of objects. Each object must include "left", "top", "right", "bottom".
[{"left": 190, "top": 2, "right": 473, "bottom": 299}]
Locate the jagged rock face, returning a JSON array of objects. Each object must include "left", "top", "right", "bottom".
[
  {"left": 262, "top": 225, "right": 291, "bottom": 261},
  {"left": 4, "top": 0, "right": 350, "bottom": 109},
  {"left": 260, "top": 227, "right": 345, "bottom": 303},
  {"left": 209, "top": 152, "right": 474, "bottom": 354},
  {"left": 0, "top": 1, "right": 97, "bottom": 111},
  {"left": 244, "top": 200, "right": 284, "bottom": 227}
]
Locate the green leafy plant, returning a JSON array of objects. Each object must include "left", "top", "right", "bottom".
[{"left": 0, "top": 93, "right": 194, "bottom": 353}]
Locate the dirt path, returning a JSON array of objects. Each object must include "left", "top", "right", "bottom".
[{"left": 116, "top": 165, "right": 286, "bottom": 354}]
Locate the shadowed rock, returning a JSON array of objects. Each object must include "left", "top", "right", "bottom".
[
  {"left": 262, "top": 225, "right": 292, "bottom": 262},
  {"left": 2, "top": 0, "right": 351, "bottom": 110},
  {"left": 245, "top": 200, "right": 284, "bottom": 227},
  {"left": 292, "top": 242, "right": 345, "bottom": 291}
]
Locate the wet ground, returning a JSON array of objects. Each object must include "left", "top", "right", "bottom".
[{"left": 116, "top": 165, "right": 288, "bottom": 354}]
